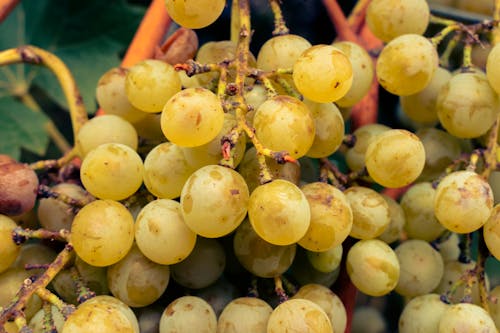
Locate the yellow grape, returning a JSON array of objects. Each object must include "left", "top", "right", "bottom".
[
  {"left": 29, "top": 305, "right": 65, "bottom": 332},
  {"left": 0, "top": 268, "right": 42, "bottom": 320},
  {"left": 352, "top": 307, "right": 387, "bottom": 333},
  {"left": 399, "top": 294, "right": 449, "bottom": 333},
  {"left": 0, "top": 215, "right": 20, "bottom": 274},
  {"left": 378, "top": 194, "right": 405, "bottom": 244},
  {"left": 438, "top": 303, "right": 497, "bottom": 333},
  {"left": 345, "top": 123, "right": 390, "bottom": 172},
  {"left": 217, "top": 297, "right": 272, "bottom": 333},
  {"left": 306, "top": 245, "right": 343, "bottom": 273},
  {"left": 267, "top": 299, "right": 333, "bottom": 333},
  {"left": 483, "top": 204, "right": 500, "bottom": 261},
  {"left": 257, "top": 34, "right": 311, "bottom": 71},
  {"left": 486, "top": 43, "right": 500, "bottom": 95},
  {"left": 159, "top": 296, "right": 217, "bottom": 333},
  {"left": 165, "top": 0, "right": 225, "bottom": 29}
]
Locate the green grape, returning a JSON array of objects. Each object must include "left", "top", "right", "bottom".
[
  {"left": 71, "top": 199, "right": 134, "bottom": 267},
  {"left": 74, "top": 256, "right": 110, "bottom": 296},
  {"left": 80, "top": 143, "right": 144, "bottom": 200},
  {"left": 95, "top": 67, "right": 147, "bottom": 123},
  {"left": 293, "top": 44, "right": 353, "bottom": 103},
  {"left": 303, "top": 99, "right": 345, "bottom": 158},
  {"left": 394, "top": 239, "right": 444, "bottom": 297},
  {"left": 366, "top": 0, "right": 430, "bottom": 42},
  {"left": 37, "top": 182, "right": 92, "bottom": 232},
  {"left": 289, "top": 247, "right": 341, "bottom": 287},
  {"left": 0, "top": 268, "right": 42, "bottom": 320},
  {"left": 483, "top": 204, "right": 500, "bottom": 261},
  {"left": 486, "top": 43, "right": 500, "bottom": 95},
  {"left": 257, "top": 34, "right": 311, "bottom": 71},
  {"left": 438, "top": 303, "right": 497, "bottom": 333},
  {"left": 244, "top": 83, "right": 268, "bottom": 111},
  {"left": 488, "top": 285, "right": 500, "bottom": 328},
  {"left": 299, "top": 182, "right": 353, "bottom": 251},
  {"left": 332, "top": 41, "right": 375, "bottom": 107},
  {"left": 51, "top": 268, "right": 83, "bottom": 304},
  {"left": 376, "top": 34, "right": 438, "bottom": 96},
  {"left": 180, "top": 164, "right": 249, "bottom": 238},
  {"left": 133, "top": 113, "right": 165, "bottom": 141},
  {"left": 160, "top": 296, "right": 217, "bottom": 333},
  {"left": 29, "top": 305, "right": 65, "bottom": 333},
  {"left": 0, "top": 215, "right": 20, "bottom": 274},
  {"left": 217, "top": 297, "right": 273, "bottom": 333},
  {"left": 401, "top": 182, "right": 446, "bottom": 241},
  {"left": 437, "top": 71, "right": 500, "bottom": 138},
  {"left": 135, "top": 199, "right": 197, "bottom": 265},
  {"left": 125, "top": 59, "right": 181, "bottom": 113},
  {"left": 267, "top": 299, "right": 332, "bottom": 333},
  {"left": 306, "top": 244, "right": 343, "bottom": 273},
  {"left": 107, "top": 244, "right": 170, "bottom": 308},
  {"left": 400, "top": 67, "right": 452, "bottom": 124},
  {"left": 170, "top": 237, "right": 225, "bottom": 289},
  {"left": 248, "top": 179, "right": 311, "bottom": 246},
  {"left": 12, "top": 242, "right": 57, "bottom": 276},
  {"left": 378, "top": 194, "right": 405, "bottom": 244},
  {"left": 165, "top": 0, "right": 225, "bottom": 29},
  {"left": 76, "top": 114, "right": 138, "bottom": 157},
  {"left": 233, "top": 219, "right": 296, "bottom": 278},
  {"left": 194, "top": 40, "right": 236, "bottom": 86},
  {"left": 161, "top": 87, "right": 225, "bottom": 147},
  {"left": 345, "top": 123, "right": 390, "bottom": 172},
  {"left": 434, "top": 170, "right": 493, "bottom": 233},
  {"left": 351, "top": 307, "right": 387, "bottom": 333},
  {"left": 437, "top": 233, "right": 460, "bottom": 263},
  {"left": 346, "top": 239, "right": 400, "bottom": 296},
  {"left": 344, "top": 186, "right": 390, "bottom": 240},
  {"left": 292, "top": 284, "right": 346, "bottom": 333},
  {"left": 143, "top": 142, "right": 194, "bottom": 199},
  {"left": 365, "top": 129, "right": 426, "bottom": 188},
  {"left": 399, "top": 293, "right": 449, "bottom": 333},
  {"left": 253, "top": 95, "right": 315, "bottom": 159}
]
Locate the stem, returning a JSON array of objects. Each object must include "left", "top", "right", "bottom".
[
  {"left": 13, "top": 226, "right": 71, "bottom": 244},
  {"left": 29, "top": 148, "right": 78, "bottom": 170},
  {"left": 476, "top": 231, "right": 490, "bottom": 311},
  {"left": 0, "top": 0, "right": 19, "bottom": 23},
  {"left": 440, "top": 35, "right": 460, "bottom": 68},
  {"left": 430, "top": 24, "right": 460, "bottom": 47},
  {"left": 269, "top": 0, "right": 289, "bottom": 36},
  {"left": 274, "top": 276, "right": 288, "bottom": 303},
  {"left": 230, "top": 0, "right": 240, "bottom": 44},
  {"left": 430, "top": 14, "right": 458, "bottom": 27},
  {"left": 322, "top": 0, "right": 359, "bottom": 43},
  {"left": 462, "top": 42, "right": 473, "bottom": 68}
]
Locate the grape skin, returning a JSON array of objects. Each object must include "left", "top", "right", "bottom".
[
  {"left": 345, "top": 123, "right": 390, "bottom": 172},
  {"left": 306, "top": 245, "right": 343, "bottom": 273},
  {"left": 378, "top": 194, "right": 406, "bottom": 244},
  {"left": 159, "top": 296, "right": 217, "bottom": 333}
]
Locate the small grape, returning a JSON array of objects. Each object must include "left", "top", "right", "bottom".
[
  {"left": 399, "top": 293, "right": 449, "bottom": 333},
  {"left": 306, "top": 245, "right": 343, "bottom": 273},
  {"left": 12, "top": 242, "right": 57, "bottom": 276},
  {"left": 159, "top": 296, "right": 217, "bottom": 333},
  {"left": 217, "top": 297, "right": 273, "bottom": 333},
  {"left": 378, "top": 194, "right": 406, "bottom": 244},
  {"left": 437, "top": 233, "right": 460, "bottom": 263},
  {"left": 486, "top": 43, "right": 500, "bottom": 95},
  {"left": 483, "top": 204, "right": 500, "bottom": 261},
  {"left": 438, "top": 303, "right": 497, "bottom": 333},
  {"left": 257, "top": 34, "right": 312, "bottom": 72},
  {"left": 165, "top": 0, "right": 225, "bottom": 29},
  {"left": 345, "top": 123, "right": 390, "bottom": 172},
  {"left": 289, "top": 247, "right": 341, "bottom": 287},
  {"left": 0, "top": 215, "right": 20, "bottom": 274},
  {"left": 0, "top": 268, "right": 42, "bottom": 320},
  {"left": 29, "top": 305, "right": 65, "bottom": 333}
]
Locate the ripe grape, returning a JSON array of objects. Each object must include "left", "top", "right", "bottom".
[
  {"left": 192, "top": 276, "right": 239, "bottom": 316},
  {"left": 159, "top": 296, "right": 217, "bottom": 333},
  {"left": 257, "top": 34, "right": 311, "bottom": 71},
  {"left": 29, "top": 305, "right": 65, "bottom": 333},
  {"left": 486, "top": 43, "right": 500, "bottom": 94},
  {"left": 289, "top": 247, "right": 341, "bottom": 287},
  {"left": 438, "top": 303, "right": 497, "bottom": 333},
  {"left": 399, "top": 293, "right": 449, "bottom": 333},
  {"left": 12, "top": 242, "right": 57, "bottom": 276},
  {"left": 345, "top": 123, "right": 390, "bottom": 172},
  {"left": 437, "top": 233, "right": 460, "bottom": 263},
  {"left": 0, "top": 215, "right": 20, "bottom": 274},
  {"left": 488, "top": 285, "right": 500, "bottom": 328},
  {"left": 351, "top": 307, "right": 387, "bottom": 333},
  {"left": 133, "top": 113, "right": 165, "bottom": 141},
  {"left": 0, "top": 268, "right": 42, "bottom": 320},
  {"left": 378, "top": 194, "right": 406, "bottom": 244},
  {"left": 194, "top": 40, "right": 238, "bottom": 86},
  {"left": 483, "top": 204, "right": 500, "bottom": 261},
  {"left": 165, "top": 0, "right": 225, "bottom": 29},
  {"left": 306, "top": 244, "right": 343, "bottom": 273},
  {"left": 217, "top": 297, "right": 273, "bottom": 333}
]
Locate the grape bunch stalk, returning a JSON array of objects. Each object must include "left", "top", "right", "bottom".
[{"left": 1, "top": 0, "right": 500, "bottom": 332}]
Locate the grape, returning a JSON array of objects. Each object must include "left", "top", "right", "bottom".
[
  {"left": 378, "top": 194, "right": 405, "bottom": 244},
  {"left": 217, "top": 297, "right": 273, "bottom": 333},
  {"left": 332, "top": 41, "right": 375, "bottom": 108},
  {"left": 0, "top": 268, "right": 42, "bottom": 320},
  {"left": 346, "top": 239, "right": 400, "bottom": 296},
  {"left": 165, "top": 0, "right": 225, "bottom": 29},
  {"left": 434, "top": 170, "right": 493, "bottom": 233},
  {"left": 133, "top": 113, "right": 165, "bottom": 141},
  {"left": 71, "top": 199, "right": 134, "bottom": 267},
  {"left": 293, "top": 44, "right": 353, "bottom": 103},
  {"left": 399, "top": 293, "right": 449, "bottom": 333},
  {"left": 135, "top": 199, "right": 196, "bottom": 265},
  {"left": 0, "top": 215, "right": 20, "bottom": 274},
  {"left": 488, "top": 285, "right": 500, "bottom": 328},
  {"left": 170, "top": 237, "right": 225, "bottom": 289},
  {"left": 292, "top": 284, "right": 347, "bottom": 333},
  {"left": 76, "top": 114, "right": 138, "bottom": 157},
  {"left": 257, "top": 34, "right": 311, "bottom": 71},
  {"left": 437, "top": 71, "right": 500, "bottom": 138},
  {"left": 12, "top": 242, "right": 57, "bottom": 276},
  {"left": 351, "top": 307, "right": 386, "bottom": 333},
  {"left": 303, "top": 99, "right": 345, "bottom": 158},
  {"left": 344, "top": 186, "right": 390, "bottom": 240},
  {"left": 299, "top": 182, "right": 353, "bottom": 251},
  {"left": 143, "top": 142, "right": 194, "bottom": 200},
  {"left": 161, "top": 87, "right": 225, "bottom": 147},
  {"left": 253, "top": 95, "right": 315, "bottom": 159},
  {"left": 437, "top": 233, "right": 460, "bottom": 263},
  {"left": 438, "top": 303, "right": 497, "bottom": 333},
  {"left": 486, "top": 43, "right": 500, "bottom": 95},
  {"left": 484, "top": 204, "right": 500, "bottom": 261},
  {"left": 80, "top": 143, "right": 144, "bottom": 200},
  {"left": 456, "top": 0, "right": 494, "bottom": 15},
  {"left": 159, "top": 296, "right": 217, "bottom": 333},
  {"left": 376, "top": 34, "right": 438, "bottom": 96},
  {"left": 248, "top": 179, "right": 311, "bottom": 246},
  {"left": 107, "top": 244, "right": 170, "bottom": 307},
  {"left": 233, "top": 219, "right": 296, "bottom": 278},
  {"left": 345, "top": 123, "right": 390, "bottom": 172},
  {"left": 74, "top": 256, "right": 110, "bottom": 296},
  {"left": 125, "top": 59, "right": 181, "bottom": 113},
  {"left": 365, "top": 128, "right": 426, "bottom": 188},
  {"left": 136, "top": 306, "right": 163, "bottom": 333},
  {"left": 289, "top": 247, "right": 341, "bottom": 287},
  {"left": 267, "top": 298, "right": 332, "bottom": 333},
  {"left": 194, "top": 40, "right": 237, "bottom": 87},
  {"left": 180, "top": 164, "right": 249, "bottom": 238},
  {"left": 306, "top": 244, "right": 343, "bottom": 273},
  {"left": 394, "top": 239, "right": 444, "bottom": 297},
  {"left": 193, "top": 276, "right": 239, "bottom": 317},
  {"left": 366, "top": 0, "right": 430, "bottom": 42},
  {"left": 244, "top": 83, "right": 268, "bottom": 111},
  {"left": 29, "top": 305, "right": 65, "bottom": 333}
]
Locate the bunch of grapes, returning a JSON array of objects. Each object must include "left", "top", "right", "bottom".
[{"left": 1, "top": 0, "right": 500, "bottom": 332}]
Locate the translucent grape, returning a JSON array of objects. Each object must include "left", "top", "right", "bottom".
[
  {"left": 438, "top": 303, "right": 497, "bottom": 333},
  {"left": 345, "top": 123, "right": 390, "bottom": 172},
  {"left": 378, "top": 194, "right": 405, "bottom": 244},
  {"left": 483, "top": 204, "right": 500, "bottom": 261},
  {"left": 306, "top": 245, "right": 343, "bottom": 273},
  {"left": 159, "top": 296, "right": 217, "bottom": 333},
  {"left": 217, "top": 297, "right": 273, "bottom": 333},
  {"left": 399, "top": 294, "right": 449, "bottom": 333},
  {"left": 486, "top": 43, "right": 500, "bottom": 95},
  {"left": 0, "top": 215, "right": 20, "bottom": 274},
  {"left": 165, "top": 0, "right": 225, "bottom": 29},
  {"left": 267, "top": 299, "right": 332, "bottom": 333}
]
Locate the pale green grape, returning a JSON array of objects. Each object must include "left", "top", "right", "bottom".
[
  {"left": 248, "top": 179, "right": 311, "bottom": 246},
  {"left": 434, "top": 170, "right": 493, "bottom": 233},
  {"left": 345, "top": 123, "right": 390, "bottom": 172},
  {"left": 0, "top": 268, "right": 42, "bottom": 320},
  {"left": 484, "top": 204, "right": 500, "bottom": 261},
  {"left": 180, "top": 164, "right": 249, "bottom": 238},
  {"left": 299, "top": 182, "right": 353, "bottom": 251},
  {"left": 0, "top": 215, "right": 20, "bottom": 274},
  {"left": 161, "top": 87, "right": 225, "bottom": 147},
  {"left": 293, "top": 44, "right": 353, "bottom": 103},
  {"left": 289, "top": 247, "right": 341, "bottom": 287},
  {"left": 135, "top": 199, "right": 196, "bottom": 265},
  {"left": 378, "top": 194, "right": 406, "bottom": 244},
  {"left": 194, "top": 40, "right": 236, "bottom": 86},
  {"left": 489, "top": 171, "right": 500, "bottom": 205},
  {"left": 257, "top": 34, "right": 311, "bottom": 71},
  {"left": 217, "top": 297, "right": 273, "bottom": 333},
  {"left": 303, "top": 99, "right": 345, "bottom": 158},
  {"left": 71, "top": 199, "right": 134, "bottom": 267},
  {"left": 165, "top": 0, "right": 225, "bottom": 29},
  {"left": 365, "top": 129, "right": 426, "bottom": 188},
  {"left": 399, "top": 293, "right": 449, "bottom": 333},
  {"left": 344, "top": 186, "right": 390, "bottom": 240},
  {"left": 292, "top": 284, "right": 347, "bottom": 333},
  {"left": 267, "top": 299, "right": 333, "bottom": 333},
  {"left": 253, "top": 95, "right": 315, "bottom": 159},
  {"left": 487, "top": 285, "right": 500, "bottom": 328},
  {"left": 29, "top": 305, "right": 65, "bottom": 333},
  {"left": 437, "top": 233, "right": 460, "bottom": 263},
  {"left": 438, "top": 303, "right": 497, "bottom": 333},
  {"left": 346, "top": 239, "right": 400, "bottom": 296},
  {"left": 160, "top": 296, "right": 216, "bottom": 333},
  {"left": 143, "top": 142, "right": 194, "bottom": 199},
  {"left": 125, "top": 59, "right": 181, "bottom": 113},
  {"left": 306, "top": 244, "right": 343, "bottom": 273},
  {"left": 77, "top": 114, "right": 138, "bottom": 157},
  {"left": 352, "top": 307, "right": 386, "bottom": 333},
  {"left": 332, "top": 41, "right": 375, "bottom": 107},
  {"left": 133, "top": 113, "right": 165, "bottom": 141},
  {"left": 376, "top": 34, "right": 438, "bottom": 96},
  {"left": 233, "top": 219, "right": 296, "bottom": 278},
  {"left": 108, "top": 244, "right": 170, "bottom": 307},
  {"left": 244, "top": 83, "right": 268, "bottom": 111},
  {"left": 366, "top": 0, "right": 430, "bottom": 42},
  {"left": 395, "top": 240, "right": 444, "bottom": 297},
  {"left": 437, "top": 71, "right": 500, "bottom": 138},
  {"left": 80, "top": 143, "right": 144, "bottom": 200},
  {"left": 486, "top": 43, "right": 500, "bottom": 95}
]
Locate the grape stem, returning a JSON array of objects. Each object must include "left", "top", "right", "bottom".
[
  {"left": 269, "top": 0, "right": 289, "bottom": 36},
  {"left": 29, "top": 148, "right": 78, "bottom": 171},
  {"left": 12, "top": 226, "right": 71, "bottom": 244},
  {"left": 346, "top": 0, "right": 371, "bottom": 34},
  {"left": 69, "top": 267, "right": 97, "bottom": 304},
  {"left": 37, "top": 184, "right": 93, "bottom": 212},
  {"left": 35, "top": 288, "right": 75, "bottom": 319},
  {"left": 274, "top": 276, "right": 289, "bottom": 303}
]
